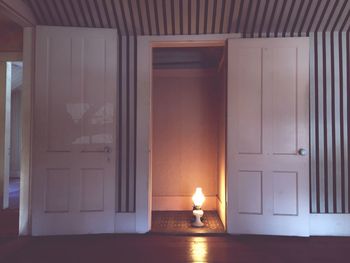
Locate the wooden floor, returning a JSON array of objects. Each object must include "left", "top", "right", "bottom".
[
  {"left": 0, "top": 179, "right": 20, "bottom": 237},
  {"left": 1, "top": 234, "right": 350, "bottom": 263},
  {"left": 0, "top": 210, "right": 18, "bottom": 236}
]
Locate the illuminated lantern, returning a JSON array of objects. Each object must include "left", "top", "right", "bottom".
[{"left": 192, "top": 187, "right": 205, "bottom": 227}]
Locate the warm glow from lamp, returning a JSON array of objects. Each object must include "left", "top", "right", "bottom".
[
  {"left": 192, "top": 187, "right": 205, "bottom": 208},
  {"left": 192, "top": 187, "right": 205, "bottom": 227},
  {"left": 190, "top": 237, "right": 208, "bottom": 261}
]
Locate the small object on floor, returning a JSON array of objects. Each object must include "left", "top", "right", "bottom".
[{"left": 192, "top": 209, "right": 204, "bottom": 227}]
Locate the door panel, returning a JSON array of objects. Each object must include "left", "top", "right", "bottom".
[
  {"left": 45, "top": 168, "right": 70, "bottom": 212},
  {"left": 80, "top": 168, "right": 105, "bottom": 211},
  {"left": 227, "top": 38, "right": 309, "bottom": 236},
  {"left": 238, "top": 171, "right": 262, "bottom": 214},
  {"left": 270, "top": 48, "right": 297, "bottom": 155},
  {"left": 272, "top": 172, "right": 298, "bottom": 215},
  {"left": 32, "top": 27, "right": 117, "bottom": 235},
  {"left": 236, "top": 48, "right": 262, "bottom": 154},
  {"left": 47, "top": 37, "right": 73, "bottom": 152}
]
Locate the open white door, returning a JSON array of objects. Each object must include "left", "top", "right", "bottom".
[
  {"left": 32, "top": 27, "right": 117, "bottom": 235},
  {"left": 0, "top": 61, "right": 11, "bottom": 209},
  {"left": 227, "top": 38, "right": 309, "bottom": 236}
]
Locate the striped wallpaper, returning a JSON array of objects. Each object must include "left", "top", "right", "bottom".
[
  {"left": 23, "top": 1, "right": 350, "bottom": 214},
  {"left": 310, "top": 32, "right": 350, "bottom": 213},
  {"left": 23, "top": 1, "right": 350, "bottom": 35},
  {"left": 116, "top": 36, "right": 137, "bottom": 212}
]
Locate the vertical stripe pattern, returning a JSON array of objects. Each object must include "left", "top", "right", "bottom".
[
  {"left": 24, "top": 0, "right": 350, "bottom": 214},
  {"left": 310, "top": 32, "right": 350, "bottom": 213},
  {"left": 115, "top": 36, "right": 138, "bottom": 212},
  {"left": 24, "top": 0, "right": 350, "bottom": 35}
]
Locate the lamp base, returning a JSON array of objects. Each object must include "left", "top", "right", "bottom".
[{"left": 192, "top": 209, "right": 204, "bottom": 227}]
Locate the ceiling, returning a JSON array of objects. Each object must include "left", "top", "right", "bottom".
[
  {"left": 22, "top": 0, "right": 350, "bottom": 36},
  {"left": 0, "top": 11, "right": 23, "bottom": 32},
  {"left": 153, "top": 47, "right": 224, "bottom": 69},
  {"left": 0, "top": 12, "right": 23, "bottom": 51}
]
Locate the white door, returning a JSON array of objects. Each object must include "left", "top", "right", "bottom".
[
  {"left": 32, "top": 26, "right": 117, "bottom": 235},
  {"left": 0, "top": 61, "right": 11, "bottom": 209},
  {"left": 227, "top": 38, "right": 309, "bottom": 236}
]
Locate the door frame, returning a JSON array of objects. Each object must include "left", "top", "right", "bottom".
[
  {"left": 0, "top": 53, "right": 22, "bottom": 210},
  {"left": 136, "top": 34, "right": 239, "bottom": 233},
  {"left": 0, "top": 28, "right": 35, "bottom": 236}
]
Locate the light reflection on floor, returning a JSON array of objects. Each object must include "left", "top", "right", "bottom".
[{"left": 190, "top": 237, "right": 208, "bottom": 262}]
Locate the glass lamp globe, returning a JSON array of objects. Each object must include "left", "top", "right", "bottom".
[{"left": 192, "top": 187, "right": 205, "bottom": 209}]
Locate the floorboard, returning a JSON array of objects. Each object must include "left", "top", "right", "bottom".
[
  {"left": 1, "top": 234, "right": 350, "bottom": 263},
  {"left": 0, "top": 178, "right": 20, "bottom": 237},
  {"left": 0, "top": 210, "right": 18, "bottom": 237}
]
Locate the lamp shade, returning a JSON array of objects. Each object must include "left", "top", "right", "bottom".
[{"left": 192, "top": 187, "right": 205, "bottom": 208}]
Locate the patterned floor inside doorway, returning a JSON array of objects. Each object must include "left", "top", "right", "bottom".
[{"left": 151, "top": 211, "right": 225, "bottom": 234}]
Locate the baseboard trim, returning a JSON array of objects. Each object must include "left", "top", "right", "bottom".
[
  {"left": 216, "top": 197, "right": 226, "bottom": 228},
  {"left": 115, "top": 213, "right": 136, "bottom": 233},
  {"left": 310, "top": 214, "right": 350, "bottom": 236},
  {"left": 152, "top": 196, "right": 217, "bottom": 211}
]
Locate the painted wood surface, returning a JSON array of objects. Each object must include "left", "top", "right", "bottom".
[
  {"left": 0, "top": 62, "right": 8, "bottom": 209},
  {"left": 19, "top": 28, "right": 33, "bottom": 235},
  {"left": 32, "top": 26, "right": 117, "bottom": 235},
  {"left": 227, "top": 37, "right": 310, "bottom": 236},
  {"left": 0, "top": 61, "right": 12, "bottom": 209},
  {"left": 217, "top": 61, "right": 226, "bottom": 227}
]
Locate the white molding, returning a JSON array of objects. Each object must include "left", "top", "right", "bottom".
[
  {"left": 136, "top": 34, "right": 240, "bottom": 234},
  {"left": 2, "top": 62, "right": 11, "bottom": 209},
  {"left": 18, "top": 27, "right": 34, "bottom": 236},
  {"left": 0, "top": 52, "right": 22, "bottom": 62},
  {"left": 310, "top": 214, "right": 350, "bottom": 236},
  {"left": 217, "top": 197, "right": 226, "bottom": 228},
  {"left": 115, "top": 213, "right": 136, "bottom": 233},
  {"left": 0, "top": 62, "right": 6, "bottom": 209},
  {"left": 0, "top": 0, "right": 36, "bottom": 27},
  {"left": 135, "top": 36, "right": 152, "bottom": 233}
]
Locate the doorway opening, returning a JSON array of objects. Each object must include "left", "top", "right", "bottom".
[
  {"left": 0, "top": 61, "right": 23, "bottom": 236},
  {"left": 151, "top": 45, "right": 227, "bottom": 234}
]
